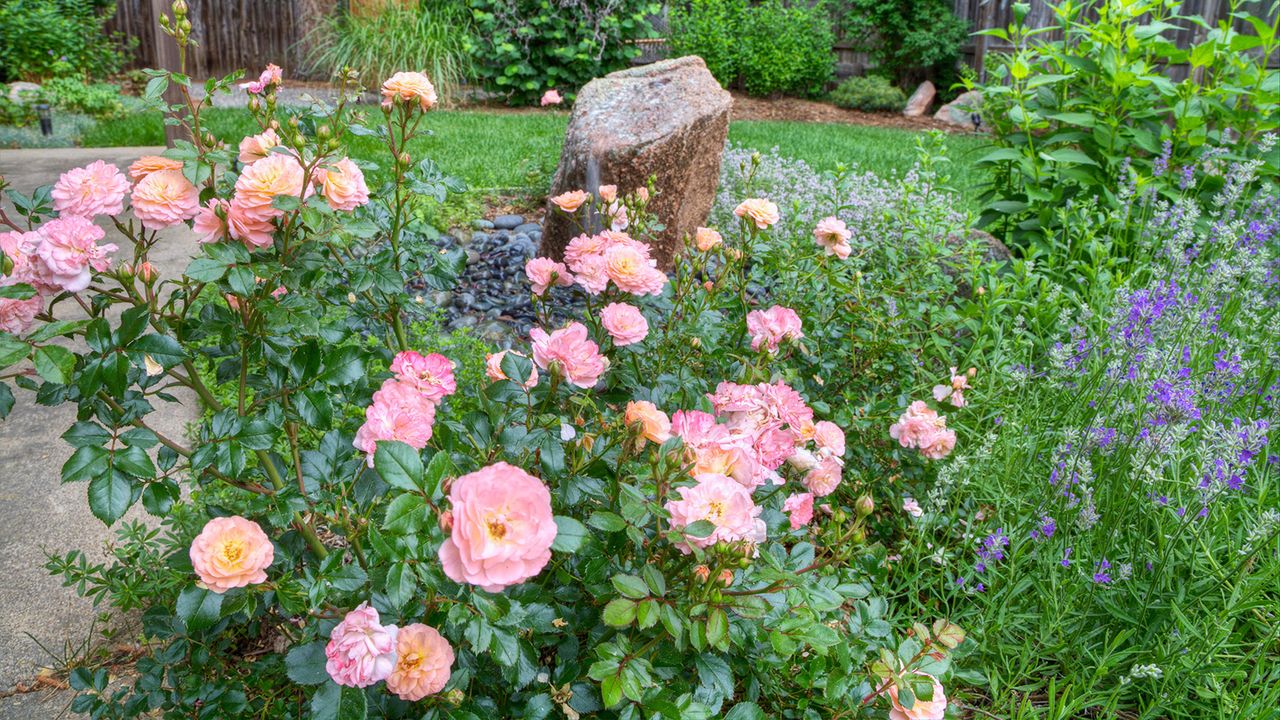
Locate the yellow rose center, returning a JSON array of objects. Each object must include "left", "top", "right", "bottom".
[
  {"left": 486, "top": 517, "right": 507, "bottom": 540},
  {"left": 220, "top": 538, "right": 246, "bottom": 565},
  {"left": 707, "top": 501, "right": 725, "bottom": 521},
  {"left": 399, "top": 651, "right": 422, "bottom": 671}
]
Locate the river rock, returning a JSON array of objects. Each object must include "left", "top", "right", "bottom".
[
  {"left": 902, "top": 81, "right": 936, "bottom": 117},
  {"left": 934, "top": 90, "right": 984, "bottom": 129}
]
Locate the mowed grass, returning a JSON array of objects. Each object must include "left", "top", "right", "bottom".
[{"left": 81, "top": 108, "right": 986, "bottom": 205}]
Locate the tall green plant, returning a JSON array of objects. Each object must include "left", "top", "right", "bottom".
[
  {"left": 0, "top": 0, "right": 128, "bottom": 81},
  {"left": 835, "top": 0, "right": 969, "bottom": 88}
]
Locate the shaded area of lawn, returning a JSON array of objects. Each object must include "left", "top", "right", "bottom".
[{"left": 82, "top": 108, "right": 986, "bottom": 207}]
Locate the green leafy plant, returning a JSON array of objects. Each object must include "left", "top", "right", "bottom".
[
  {"left": 38, "top": 77, "right": 126, "bottom": 119},
  {"left": 833, "top": 0, "right": 969, "bottom": 89},
  {"left": 0, "top": 0, "right": 129, "bottom": 81},
  {"left": 829, "top": 75, "right": 908, "bottom": 112}
]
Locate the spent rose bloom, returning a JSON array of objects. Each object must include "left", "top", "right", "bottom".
[
  {"left": 603, "top": 244, "right": 667, "bottom": 296},
  {"left": 746, "top": 305, "right": 804, "bottom": 353},
  {"left": 920, "top": 428, "right": 957, "bottom": 460},
  {"left": 226, "top": 199, "right": 276, "bottom": 249},
  {"left": 694, "top": 227, "right": 723, "bottom": 252},
  {"left": 902, "top": 497, "right": 923, "bottom": 517},
  {"left": 0, "top": 296, "right": 43, "bottom": 335},
  {"left": 0, "top": 230, "right": 55, "bottom": 293},
  {"left": 192, "top": 199, "right": 230, "bottom": 244},
  {"left": 932, "top": 366, "right": 972, "bottom": 408},
  {"left": 803, "top": 458, "right": 842, "bottom": 497},
  {"left": 887, "top": 672, "right": 948, "bottom": 720},
  {"left": 189, "top": 515, "right": 274, "bottom": 593},
  {"left": 36, "top": 215, "right": 117, "bottom": 293},
  {"left": 525, "top": 257, "right": 573, "bottom": 295},
  {"left": 131, "top": 169, "right": 200, "bottom": 230},
  {"left": 529, "top": 322, "right": 607, "bottom": 388},
  {"left": 51, "top": 160, "right": 131, "bottom": 219},
  {"left": 390, "top": 350, "right": 456, "bottom": 403},
  {"left": 540, "top": 89, "right": 563, "bottom": 106},
  {"left": 734, "top": 198, "right": 780, "bottom": 229},
  {"left": 386, "top": 623, "right": 454, "bottom": 701},
  {"left": 600, "top": 302, "right": 649, "bottom": 346},
  {"left": 625, "top": 400, "right": 671, "bottom": 445},
  {"left": 353, "top": 379, "right": 437, "bottom": 465},
  {"left": 564, "top": 233, "right": 606, "bottom": 268},
  {"left": 382, "top": 71, "right": 438, "bottom": 110},
  {"left": 325, "top": 602, "right": 399, "bottom": 688},
  {"left": 783, "top": 492, "right": 815, "bottom": 530},
  {"left": 317, "top": 158, "right": 370, "bottom": 212},
  {"left": 437, "top": 462, "right": 557, "bottom": 592},
  {"left": 238, "top": 128, "right": 283, "bottom": 165},
  {"left": 233, "top": 153, "right": 309, "bottom": 222},
  {"left": 485, "top": 350, "right": 538, "bottom": 388},
  {"left": 813, "top": 216, "right": 852, "bottom": 259},
  {"left": 551, "top": 189, "right": 588, "bottom": 213},
  {"left": 889, "top": 401, "right": 941, "bottom": 448},
  {"left": 665, "top": 473, "right": 766, "bottom": 553},
  {"left": 127, "top": 155, "right": 183, "bottom": 180}
]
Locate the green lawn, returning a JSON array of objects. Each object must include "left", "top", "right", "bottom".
[{"left": 81, "top": 108, "right": 986, "bottom": 206}]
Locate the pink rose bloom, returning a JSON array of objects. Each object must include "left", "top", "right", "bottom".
[
  {"left": 887, "top": 672, "right": 948, "bottom": 720},
  {"left": 0, "top": 296, "right": 43, "bottom": 334},
  {"left": 233, "top": 153, "right": 308, "bottom": 222},
  {"left": 192, "top": 199, "right": 230, "bottom": 244},
  {"left": 131, "top": 169, "right": 200, "bottom": 230},
  {"left": 603, "top": 202, "right": 629, "bottom": 232},
  {"left": 529, "top": 322, "right": 606, "bottom": 388},
  {"left": 665, "top": 473, "right": 766, "bottom": 553},
  {"left": 36, "top": 216, "right": 117, "bottom": 293},
  {"left": 271, "top": 285, "right": 287, "bottom": 299},
  {"left": 920, "top": 427, "right": 957, "bottom": 460},
  {"left": 525, "top": 257, "right": 573, "bottom": 296},
  {"left": 0, "top": 230, "right": 55, "bottom": 293},
  {"left": 733, "top": 198, "right": 780, "bottom": 229},
  {"left": 128, "top": 155, "right": 183, "bottom": 181},
  {"left": 570, "top": 254, "right": 609, "bottom": 295},
  {"left": 597, "top": 185, "right": 618, "bottom": 204},
  {"left": 600, "top": 302, "right": 648, "bottom": 346},
  {"left": 672, "top": 409, "right": 718, "bottom": 443},
  {"left": 803, "top": 458, "right": 842, "bottom": 497},
  {"left": 564, "top": 233, "right": 606, "bottom": 268},
  {"left": 51, "top": 160, "right": 130, "bottom": 218},
  {"left": 325, "top": 602, "right": 399, "bottom": 688},
  {"left": 603, "top": 244, "right": 667, "bottom": 296},
  {"left": 226, "top": 199, "right": 275, "bottom": 249},
  {"left": 240, "top": 63, "right": 282, "bottom": 94},
  {"left": 625, "top": 400, "right": 671, "bottom": 444},
  {"left": 540, "top": 89, "right": 563, "bottom": 106},
  {"left": 932, "top": 366, "right": 972, "bottom": 408},
  {"left": 382, "top": 71, "right": 438, "bottom": 110},
  {"left": 902, "top": 497, "right": 923, "bottom": 517},
  {"left": 692, "top": 437, "right": 763, "bottom": 489},
  {"left": 814, "top": 420, "right": 845, "bottom": 460},
  {"left": 783, "top": 492, "right": 815, "bottom": 530},
  {"left": 746, "top": 305, "right": 803, "bottom": 353},
  {"left": 390, "top": 350, "right": 456, "bottom": 403},
  {"left": 437, "top": 462, "right": 557, "bottom": 592},
  {"left": 551, "top": 189, "right": 588, "bottom": 213},
  {"left": 238, "top": 128, "right": 283, "bottom": 165},
  {"left": 386, "top": 623, "right": 454, "bottom": 701},
  {"left": 485, "top": 350, "right": 539, "bottom": 388},
  {"left": 353, "top": 379, "right": 437, "bottom": 466},
  {"left": 317, "top": 158, "right": 370, "bottom": 212},
  {"left": 813, "top": 216, "right": 852, "bottom": 259},
  {"left": 889, "top": 401, "right": 941, "bottom": 448},
  {"left": 694, "top": 227, "right": 722, "bottom": 252},
  {"left": 189, "top": 515, "right": 274, "bottom": 593}
]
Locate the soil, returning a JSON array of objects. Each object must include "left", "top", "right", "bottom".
[{"left": 727, "top": 92, "right": 964, "bottom": 132}]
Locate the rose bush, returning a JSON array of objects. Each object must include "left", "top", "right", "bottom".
[{"left": 0, "top": 5, "right": 971, "bottom": 718}]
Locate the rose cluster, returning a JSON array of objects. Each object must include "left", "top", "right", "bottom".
[
  {"left": 354, "top": 351, "right": 457, "bottom": 465},
  {"left": 325, "top": 602, "right": 455, "bottom": 701},
  {"left": 889, "top": 400, "right": 957, "bottom": 460}
]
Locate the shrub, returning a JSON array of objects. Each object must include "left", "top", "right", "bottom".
[
  {"left": 829, "top": 75, "right": 908, "bottom": 112},
  {"left": 39, "top": 77, "right": 125, "bottom": 119},
  {"left": 833, "top": 0, "right": 968, "bottom": 89},
  {"left": 669, "top": 0, "right": 835, "bottom": 97},
  {"left": 303, "top": 2, "right": 474, "bottom": 103},
  {"left": 0, "top": 0, "right": 128, "bottom": 81},
  {"left": 466, "top": 0, "right": 660, "bottom": 106}
]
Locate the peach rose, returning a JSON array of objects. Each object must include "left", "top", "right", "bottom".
[
  {"left": 233, "top": 153, "right": 309, "bottom": 222},
  {"left": 602, "top": 244, "right": 667, "bottom": 296},
  {"left": 485, "top": 350, "right": 539, "bottom": 388},
  {"left": 813, "top": 216, "right": 852, "bottom": 259},
  {"left": 226, "top": 199, "right": 276, "bottom": 249},
  {"left": 35, "top": 215, "right": 117, "bottom": 293},
  {"left": 317, "top": 158, "right": 370, "bottom": 212},
  {"left": 525, "top": 257, "right": 573, "bottom": 296},
  {"left": 695, "top": 227, "right": 723, "bottom": 252},
  {"left": 52, "top": 160, "right": 130, "bottom": 218},
  {"left": 386, "top": 623, "right": 454, "bottom": 701},
  {"left": 932, "top": 366, "right": 972, "bottom": 408},
  {"left": 665, "top": 473, "right": 766, "bottom": 553},
  {"left": 600, "top": 302, "right": 649, "bottom": 346},
  {"left": 802, "top": 458, "right": 842, "bottom": 497},
  {"left": 887, "top": 672, "right": 948, "bottom": 720},
  {"left": 128, "top": 155, "right": 183, "bottom": 181},
  {"left": 529, "top": 322, "right": 607, "bottom": 388},
  {"left": 192, "top": 199, "right": 230, "bottom": 244},
  {"left": 238, "top": 128, "right": 282, "bottom": 165},
  {"left": 734, "top": 198, "right": 780, "bottom": 229},
  {"left": 625, "top": 400, "right": 671, "bottom": 444},
  {"left": 551, "top": 190, "right": 589, "bottom": 213},
  {"left": 131, "top": 169, "right": 200, "bottom": 230},
  {"left": 597, "top": 185, "right": 618, "bottom": 204},
  {"left": 189, "top": 516, "right": 274, "bottom": 593},
  {"left": 437, "top": 462, "right": 557, "bottom": 592},
  {"left": 381, "top": 71, "right": 438, "bottom": 110},
  {"left": 240, "top": 64, "right": 282, "bottom": 94}
]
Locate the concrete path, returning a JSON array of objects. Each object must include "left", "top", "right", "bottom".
[{"left": 0, "top": 148, "right": 201, "bottom": 718}]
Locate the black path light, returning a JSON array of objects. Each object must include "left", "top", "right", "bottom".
[{"left": 35, "top": 103, "right": 52, "bottom": 137}]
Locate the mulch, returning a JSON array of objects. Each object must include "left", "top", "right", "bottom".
[{"left": 727, "top": 92, "right": 961, "bottom": 132}]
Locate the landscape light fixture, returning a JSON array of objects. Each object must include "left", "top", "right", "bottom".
[{"left": 36, "top": 103, "right": 52, "bottom": 137}]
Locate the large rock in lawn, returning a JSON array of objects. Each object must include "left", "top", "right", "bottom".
[
  {"left": 934, "top": 90, "right": 984, "bottom": 129},
  {"left": 902, "top": 81, "right": 936, "bottom": 117},
  {"left": 540, "top": 56, "right": 732, "bottom": 269}
]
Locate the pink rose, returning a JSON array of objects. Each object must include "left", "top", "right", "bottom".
[
  {"left": 783, "top": 492, "right": 815, "bottom": 530},
  {"left": 131, "top": 169, "right": 200, "bottom": 230},
  {"left": 128, "top": 155, "right": 183, "bottom": 181},
  {"left": 226, "top": 199, "right": 276, "bottom": 249},
  {"left": 390, "top": 351, "right": 456, "bottom": 403},
  {"left": 694, "top": 227, "right": 722, "bottom": 252},
  {"left": 437, "top": 462, "right": 557, "bottom": 592},
  {"left": 0, "top": 230, "right": 55, "bottom": 293},
  {"left": 551, "top": 190, "right": 588, "bottom": 213},
  {"left": 932, "top": 366, "right": 972, "bottom": 408},
  {"left": 902, "top": 497, "right": 923, "bottom": 517},
  {"left": 51, "top": 160, "right": 130, "bottom": 218},
  {"left": 887, "top": 672, "right": 947, "bottom": 720},
  {"left": 529, "top": 322, "right": 606, "bottom": 388},
  {"left": 0, "top": 296, "right": 43, "bottom": 334},
  {"left": 325, "top": 602, "right": 399, "bottom": 687},
  {"left": 665, "top": 473, "right": 766, "bottom": 553},
  {"left": 239, "top": 64, "right": 282, "bottom": 94},
  {"left": 603, "top": 244, "right": 667, "bottom": 296},
  {"left": 317, "top": 158, "right": 370, "bottom": 212},
  {"left": 813, "top": 216, "right": 852, "bottom": 259},
  {"left": 600, "top": 302, "right": 648, "bottom": 346},
  {"left": 485, "top": 350, "right": 538, "bottom": 388},
  {"left": 733, "top": 198, "right": 780, "bottom": 229},
  {"left": 540, "top": 89, "right": 563, "bottom": 106},
  {"left": 889, "top": 401, "right": 955, "bottom": 459},
  {"left": 625, "top": 400, "right": 671, "bottom": 444},
  {"left": 237, "top": 128, "right": 283, "bottom": 165},
  {"left": 564, "top": 233, "right": 606, "bottom": 268},
  {"left": 192, "top": 199, "right": 230, "bottom": 245},
  {"left": 814, "top": 420, "right": 845, "bottom": 460},
  {"left": 35, "top": 215, "right": 117, "bottom": 293},
  {"left": 597, "top": 185, "right": 618, "bottom": 204},
  {"left": 803, "top": 458, "right": 842, "bottom": 497},
  {"left": 570, "top": 254, "right": 609, "bottom": 295},
  {"left": 233, "top": 153, "right": 309, "bottom": 222},
  {"left": 386, "top": 623, "right": 454, "bottom": 701},
  {"left": 188, "top": 515, "right": 274, "bottom": 593},
  {"left": 745, "top": 305, "right": 803, "bottom": 353},
  {"left": 353, "top": 379, "right": 437, "bottom": 466},
  {"left": 381, "top": 71, "right": 438, "bottom": 110},
  {"left": 525, "top": 257, "right": 573, "bottom": 296},
  {"left": 920, "top": 428, "right": 957, "bottom": 460}
]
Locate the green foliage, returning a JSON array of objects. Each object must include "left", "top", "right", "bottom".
[
  {"left": 38, "top": 77, "right": 125, "bottom": 119},
  {"left": 303, "top": 2, "right": 474, "bottom": 102},
  {"left": 669, "top": 0, "right": 835, "bottom": 97},
  {"left": 0, "top": 0, "right": 129, "bottom": 81},
  {"left": 973, "top": 0, "right": 1280, "bottom": 251},
  {"left": 465, "top": 0, "right": 660, "bottom": 106},
  {"left": 829, "top": 75, "right": 908, "bottom": 112},
  {"left": 834, "top": 0, "right": 969, "bottom": 88}
]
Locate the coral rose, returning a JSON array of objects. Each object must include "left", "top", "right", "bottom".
[
  {"left": 485, "top": 350, "right": 538, "bottom": 388},
  {"left": 386, "top": 623, "right": 454, "bottom": 701},
  {"left": 803, "top": 458, "right": 842, "bottom": 497},
  {"left": 600, "top": 302, "right": 649, "bottom": 346},
  {"left": 36, "top": 215, "right": 117, "bottom": 293},
  {"left": 666, "top": 473, "right": 766, "bottom": 553},
  {"left": 382, "top": 71, "right": 438, "bottom": 110},
  {"left": 234, "top": 153, "right": 308, "bottom": 222},
  {"left": 603, "top": 244, "right": 667, "bottom": 296},
  {"left": 390, "top": 351, "right": 456, "bottom": 403},
  {"left": 52, "top": 160, "right": 130, "bottom": 219},
  {"left": 192, "top": 199, "right": 230, "bottom": 244},
  {"left": 540, "top": 89, "right": 563, "bottom": 106},
  {"left": 887, "top": 672, "right": 948, "bottom": 720},
  {"left": 226, "top": 199, "right": 276, "bottom": 249},
  {"left": 353, "top": 379, "right": 437, "bottom": 466},
  {"left": 551, "top": 189, "right": 588, "bottom": 213},
  {"left": 238, "top": 128, "right": 282, "bottom": 165},
  {"left": 0, "top": 296, "right": 43, "bottom": 334},
  {"left": 128, "top": 155, "right": 183, "bottom": 181},
  {"left": 529, "top": 322, "right": 606, "bottom": 388},
  {"left": 734, "top": 198, "right": 780, "bottom": 229},
  {"left": 437, "top": 462, "right": 557, "bottom": 592},
  {"left": 813, "top": 216, "right": 852, "bottom": 259},
  {"left": 746, "top": 305, "right": 804, "bottom": 353},
  {"left": 695, "top": 227, "right": 723, "bottom": 252},
  {"left": 597, "top": 184, "right": 618, "bottom": 204},
  {"left": 783, "top": 492, "right": 815, "bottom": 530},
  {"left": 318, "top": 157, "right": 370, "bottom": 212},
  {"left": 325, "top": 602, "right": 399, "bottom": 688},
  {"left": 525, "top": 257, "right": 573, "bottom": 296},
  {"left": 131, "top": 169, "right": 200, "bottom": 230},
  {"left": 189, "top": 515, "right": 274, "bottom": 593},
  {"left": 625, "top": 400, "right": 671, "bottom": 444}
]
